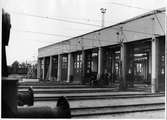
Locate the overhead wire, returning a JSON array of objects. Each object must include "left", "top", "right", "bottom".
[
  {"left": 20, "top": 38, "right": 58, "bottom": 44},
  {"left": 105, "top": 2, "right": 165, "bottom": 15},
  {"left": 12, "top": 19, "right": 158, "bottom": 37},
  {"left": 7, "top": 3, "right": 165, "bottom": 61},
  {"left": 8, "top": 9, "right": 115, "bottom": 24},
  {"left": 12, "top": 28, "right": 73, "bottom": 38},
  {"left": 11, "top": 26, "right": 160, "bottom": 44},
  {"left": 10, "top": 8, "right": 165, "bottom": 45},
  {"left": 105, "top": 2, "right": 151, "bottom": 11},
  {"left": 11, "top": 11, "right": 101, "bottom": 27},
  {"left": 9, "top": 3, "right": 164, "bottom": 38}
]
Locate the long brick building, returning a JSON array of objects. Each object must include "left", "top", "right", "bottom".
[{"left": 37, "top": 8, "right": 165, "bottom": 93}]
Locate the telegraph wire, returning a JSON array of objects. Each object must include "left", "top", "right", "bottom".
[
  {"left": 8, "top": 9, "right": 113, "bottom": 23},
  {"left": 11, "top": 11, "right": 164, "bottom": 45},
  {"left": 12, "top": 28, "right": 73, "bottom": 38},
  {"left": 20, "top": 38, "right": 59, "bottom": 44},
  {"left": 11, "top": 11, "right": 101, "bottom": 27},
  {"left": 105, "top": 2, "right": 151, "bottom": 11},
  {"left": 105, "top": 2, "right": 165, "bottom": 15},
  {"left": 11, "top": 26, "right": 158, "bottom": 43}
]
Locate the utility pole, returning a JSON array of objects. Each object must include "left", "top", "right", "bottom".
[
  {"left": 100, "top": 8, "right": 107, "bottom": 28},
  {"left": 97, "top": 8, "right": 106, "bottom": 81}
]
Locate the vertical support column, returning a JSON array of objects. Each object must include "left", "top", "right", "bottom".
[
  {"left": 37, "top": 58, "right": 41, "bottom": 80},
  {"left": 149, "top": 50, "right": 152, "bottom": 78},
  {"left": 165, "top": 35, "right": 167, "bottom": 98},
  {"left": 130, "top": 48, "right": 135, "bottom": 87},
  {"left": 48, "top": 56, "right": 53, "bottom": 81},
  {"left": 143, "top": 61, "right": 146, "bottom": 80},
  {"left": 42, "top": 57, "right": 45, "bottom": 80},
  {"left": 146, "top": 52, "right": 149, "bottom": 82},
  {"left": 151, "top": 38, "right": 159, "bottom": 93},
  {"left": 67, "top": 53, "right": 73, "bottom": 83},
  {"left": 111, "top": 51, "right": 115, "bottom": 83},
  {"left": 82, "top": 50, "right": 85, "bottom": 83},
  {"left": 97, "top": 47, "right": 103, "bottom": 80},
  {"left": 57, "top": 54, "right": 62, "bottom": 81},
  {"left": 119, "top": 43, "right": 127, "bottom": 90}
]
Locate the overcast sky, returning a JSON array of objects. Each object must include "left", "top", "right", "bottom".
[{"left": 2, "top": 0, "right": 165, "bottom": 65}]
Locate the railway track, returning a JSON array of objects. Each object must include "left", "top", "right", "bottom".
[
  {"left": 71, "top": 103, "right": 165, "bottom": 117},
  {"left": 33, "top": 93, "right": 164, "bottom": 101}
]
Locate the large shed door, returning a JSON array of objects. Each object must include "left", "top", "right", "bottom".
[
  {"left": 61, "top": 55, "right": 68, "bottom": 81},
  {"left": 73, "top": 52, "right": 83, "bottom": 83},
  {"left": 51, "top": 56, "right": 58, "bottom": 80}
]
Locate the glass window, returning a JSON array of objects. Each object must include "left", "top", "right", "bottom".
[
  {"left": 77, "top": 55, "right": 80, "bottom": 61},
  {"left": 80, "top": 55, "right": 82, "bottom": 61},
  {"left": 77, "top": 62, "right": 79, "bottom": 68}
]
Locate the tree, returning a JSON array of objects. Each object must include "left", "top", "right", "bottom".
[
  {"left": 20, "top": 62, "right": 26, "bottom": 68},
  {"left": 11, "top": 60, "right": 19, "bottom": 73},
  {"left": 27, "top": 63, "right": 37, "bottom": 79}
]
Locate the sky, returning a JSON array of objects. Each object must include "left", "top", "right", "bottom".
[{"left": 2, "top": 0, "right": 166, "bottom": 65}]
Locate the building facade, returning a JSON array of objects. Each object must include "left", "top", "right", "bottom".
[{"left": 38, "top": 8, "right": 165, "bottom": 93}]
